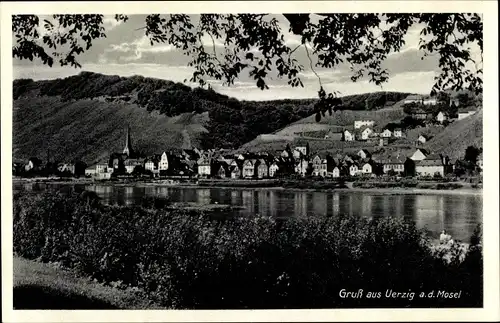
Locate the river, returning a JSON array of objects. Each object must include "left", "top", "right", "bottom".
[{"left": 14, "top": 182, "right": 482, "bottom": 242}]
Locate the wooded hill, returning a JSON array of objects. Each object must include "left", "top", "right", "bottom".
[{"left": 13, "top": 72, "right": 415, "bottom": 164}]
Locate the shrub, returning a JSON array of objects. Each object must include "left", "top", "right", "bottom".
[{"left": 13, "top": 191, "right": 483, "bottom": 309}]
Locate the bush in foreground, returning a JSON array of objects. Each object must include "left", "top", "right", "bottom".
[{"left": 13, "top": 191, "right": 482, "bottom": 309}]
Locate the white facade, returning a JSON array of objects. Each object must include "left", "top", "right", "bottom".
[
  {"left": 417, "top": 135, "right": 427, "bottom": 144},
  {"left": 85, "top": 167, "right": 96, "bottom": 176},
  {"left": 243, "top": 160, "right": 255, "bottom": 178},
  {"left": 145, "top": 161, "right": 156, "bottom": 171},
  {"left": 423, "top": 98, "right": 438, "bottom": 105},
  {"left": 332, "top": 167, "right": 340, "bottom": 178},
  {"left": 159, "top": 152, "right": 169, "bottom": 171},
  {"left": 383, "top": 163, "right": 404, "bottom": 174},
  {"left": 361, "top": 128, "right": 373, "bottom": 140},
  {"left": 349, "top": 165, "right": 359, "bottom": 176},
  {"left": 231, "top": 166, "right": 241, "bottom": 179},
  {"left": 269, "top": 163, "right": 279, "bottom": 177},
  {"left": 344, "top": 130, "right": 355, "bottom": 141},
  {"left": 362, "top": 163, "right": 373, "bottom": 174},
  {"left": 354, "top": 120, "right": 375, "bottom": 129},
  {"left": 381, "top": 129, "right": 392, "bottom": 138},
  {"left": 393, "top": 129, "right": 403, "bottom": 138},
  {"left": 198, "top": 165, "right": 211, "bottom": 176},
  {"left": 416, "top": 165, "right": 444, "bottom": 177},
  {"left": 96, "top": 164, "right": 107, "bottom": 173},
  {"left": 436, "top": 112, "right": 447, "bottom": 123}
]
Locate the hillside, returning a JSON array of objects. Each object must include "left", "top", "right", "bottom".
[
  {"left": 424, "top": 108, "right": 483, "bottom": 160},
  {"left": 13, "top": 72, "right": 415, "bottom": 164},
  {"left": 242, "top": 99, "right": 483, "bottom": 159},
  {"left": 13, "top": 95, "right": 209, "bottom": 165}
]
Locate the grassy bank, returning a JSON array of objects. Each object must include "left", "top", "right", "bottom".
[
  {"left": 13, "top": 256, "right": 161, "bottom": 309},
  {"left": 14, "top": 191, "right": 482, "bottom": 309}
]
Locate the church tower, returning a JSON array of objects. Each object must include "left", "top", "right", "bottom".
[{"left": 123, "top": 125, "right": 134, "bottom": 157}]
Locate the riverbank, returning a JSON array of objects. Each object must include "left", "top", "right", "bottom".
[
  {"left": 13, "top": 256, "right": 162, "bottom": 309},
  {"left": 13, "top": 177, "right": 482, "bottom": 196}
]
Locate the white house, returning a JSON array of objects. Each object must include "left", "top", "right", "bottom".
[
  {"left": 349, "top": 164, "right": 359, "bottom": 176},
  {"left": 354, "top": 120, "right": 375, "bottom": 129},
  {"left": 159, "top": 152, "right": 169, "bottom": 171},
  {"left": 423, "top": 97, "right": 438, "bottom": 105},
  {"left": 332, "top": 166, "right": 340, "bottom": 178},
  {"left": 362, "top": 162, "right": 373, "bottom": 174},
  {"left": 410, "top": 148, "right": 429, "bottom": 161},
  {"left": 197, "top": 155, "right": 211, "bottom": 177},
  {"left": 243, "top": 159, "right": 255, "bottom": 178},
  {"left": 294, "top": 146, "right": 308, "bottom": 155},
  {"left": 393, "top": 128, "right": 403, "bottom": 138},
  {"left": 357, "top": 149, "right": 370, "bottom": 159},
  {"left": 417, "top": 135, "right": 429, "bottom": 145},
  {"left": 415, "top": 158, "right": 445, "bottom": 177},
  {"left": 145, "top": 159, "right": 157, "bottom": 172},
  {"left": 269, "top": 162, "right": 279, "bottom": 177},
  {"left": 436, "top": 111, "right": 448, "bottom": 123},
  {"left": 293, "top": 149, "right": 303, "bottom": 159},
  {"left": 381, "top": 129, "right": 392, "bottom": 138},
  {"left": 85, "top": 165, "right": 97, "bottom": 177},
  {"left": 361, "top": 127, "right": 373, "bottom": 140},
  {"left": 344, "top": 129, "right": 355, "bottom": 141}
]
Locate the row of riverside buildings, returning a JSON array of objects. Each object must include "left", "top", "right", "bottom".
[{"left": 83, "top": 127, "right": 482, "bottom": 181}]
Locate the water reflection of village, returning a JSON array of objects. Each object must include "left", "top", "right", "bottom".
[{"left": 14, "top": 182, "right": 480, "bottom": 242}]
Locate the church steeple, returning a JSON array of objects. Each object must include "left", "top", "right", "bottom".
[{"left": 123, "top": 125, "right": 133, "bottom": 157}]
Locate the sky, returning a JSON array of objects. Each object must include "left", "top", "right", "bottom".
[{"left": 12, "top": 14, "right": 481, "bottom": 101}]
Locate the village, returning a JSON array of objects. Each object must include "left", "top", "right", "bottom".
[{"left": 13, "top": 93, "right": 483, "bottom": 183}]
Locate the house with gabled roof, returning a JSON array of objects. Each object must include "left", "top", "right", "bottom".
[
  {"left": 415, "top": 157, "right": 445, "bottom": 177},
  {"left": 393, "top": 128, "right": 403, "bottom": 138},
  {"left": 197, "top": 154, "right": 212, "bottom": 177},
  {"left": 417, "top": 134, "right": 431, "bottom": 145},
  {"left": 380, "top": 128, "right": 392, "bottom": 138},
  {"left": 436, "top": 111, "right": 448, "bottom": 124},
  {"left": 357, "top": 149, "right": 371, "bottom": 159},
  {"left": 349, "top": 163, "right": 360, "bottom": 177},
  {"left": 343, "top": 128, "right": 356, "bottom": 141},
  {"left": 256, "top": 159, "right": 269, "bottom": 178}
]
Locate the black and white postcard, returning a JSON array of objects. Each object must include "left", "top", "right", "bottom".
[{"left": 1, "top": 1, "right": 499, "bottom": 322}]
